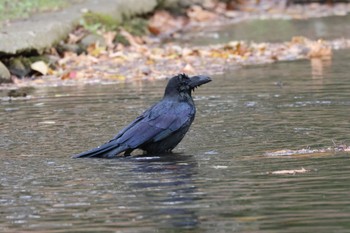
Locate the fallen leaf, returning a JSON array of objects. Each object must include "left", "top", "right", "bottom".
[
  {"left": 107, "top": 74, "right": 126, "bottom": 81},
  {"left": 68, "top": 33, "right": 84, "bottom": 44},
  {"left": 120, "top": 29, "right": 141, "bottom": 48},
  {"left": 148, "top": 10, "right": 188, "bottom": 36},
  {"left": 308, "top": 40, "right": 332, "bottom": 59},
  {"left": 86, "top": 43, "right": 106, "bottom": 57},
  {"left": 182, "top": 48, "right": 200, "bottom": 57},
  {"left": 103, "top": 31, "right": 117, "bottom": 49},
  {"left": 61, "top": 71, "right": 80, "bottom": 80},
  {"left": 291, "top": 36, "right": 307, "bottom": 44},
  {"left": 187, "top": 5, "right": 216, "bottom": 22}
]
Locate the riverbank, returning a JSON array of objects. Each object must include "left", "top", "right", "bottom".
[{"left": 1, "top": 0, "right": 350, "bottom": 87}]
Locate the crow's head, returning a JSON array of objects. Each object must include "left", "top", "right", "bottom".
[{"left": 164, "top": 73, "right": 211, "bottom": 98}]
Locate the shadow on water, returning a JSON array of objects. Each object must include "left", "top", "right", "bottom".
[{"left": 1, "top": 50, "right": 350, "bottom": 232}]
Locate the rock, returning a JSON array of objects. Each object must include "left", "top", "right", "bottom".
[
  {"left": 0, "top": 0, "right": 158, "bottom": 57},
  {"left": 8, "top": 57, "right": 32, "bottom": 78},
  {"left": 8, "top": 87, "right": 35, "bottom": 98},
  {"left": 0, "top": 61, "right": 12, "bottom": 83},
  {"left": 56, "top": 43, "right": 85, "bottom": 55},
  {"left": 161, "top": 0, "right": 205, "bottom": 8},
  {"left": 80, "top": 34, "right": 107, "bottom": 48},
  {"left": 140, "top": 65, "right": 151, "bottom": 75}
]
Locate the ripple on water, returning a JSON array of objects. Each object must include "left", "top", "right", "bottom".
[{"left": 1, "top": 51, "right": 350, "bottom": 232}]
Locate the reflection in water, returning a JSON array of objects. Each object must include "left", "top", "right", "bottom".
[
  {"left": 128, "top": 155, "right": 201, "bottom": 229},
  {"left": 310, "top": 57, "right": 332, "bottom": 79}
]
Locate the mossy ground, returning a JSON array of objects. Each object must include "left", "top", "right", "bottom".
[
  {"left": 81, "top": 12, "right": 148, "bottom": 35},
  {"left": 81, "top": 12, "right": 149, "bottom": 45},
  {"left": 0, "top": 0, "right": 69, "bottom": 23}
]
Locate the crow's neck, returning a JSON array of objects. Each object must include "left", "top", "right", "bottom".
[{"left": 164, "top": 91, "right": 193, "bottom": 104}]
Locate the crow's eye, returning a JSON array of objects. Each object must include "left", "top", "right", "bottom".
[{"left": 178, "top": 74, "right": 190, "bottom": 86}]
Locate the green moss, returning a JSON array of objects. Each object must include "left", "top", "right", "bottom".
[
  {"left": 81, "top": 12, "right": 120, "bottom": 32},
  {"left": 0, "top": 0, "right": 69, "bottom": 23},
  {"left": 81, "top": 12, "right": 148, "bottom": 36},
  {"left": 27, "top": 55, "right": 50, "bottom": 64},
  {"left": 113, "top": 34, "right": 130, "bottom": 46},
  {"left": 80, "top": 12, "right": 149, "bottom": 46}
]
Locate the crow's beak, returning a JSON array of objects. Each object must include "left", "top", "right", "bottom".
[{"left": 189, "top": 75, "right": 212, "bottom": 89}]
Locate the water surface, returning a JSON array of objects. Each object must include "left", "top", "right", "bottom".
[
  {"left": 179, "top": 14, "right": 350, "bottom": 45},
  {"left": 1, "top": 50, "right": 350, "bottom": 232}
]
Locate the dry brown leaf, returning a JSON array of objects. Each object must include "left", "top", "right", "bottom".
[
  {"left": 61, "top": 71, "right": 76, "bottom": 80},
  {"left": 148, "top": 10, "right": 188, "bottom": 36},
  {"left": 182, "top": 48, "right": 201, "bottom": 57},
  {"left": 103, "top": 31, "right": 117, "bottom": 49},
  {"left": 291, "top": 36, "right": 307, "bottom": 44},
  {"left": 68, "top": 33, "right": 84, "bottom": 44},
  {"left": 120, "top": 29, "right": 141, "bottom": 48},
  {"left": 86, "top": 43, "right": 106, "bottom": 57},
  {"left": 187, "top": 5, "right": 216, "bottom": 22},
  {"left": 308, "top": 40, "right": 332, "bottom": 59},
  {"left": 106, "top": 74, "right": 126, "bottom": 81},
  {"left": 148, "top": 10, "right": 173, "bottom": 35},
  {"left": 47, "top": 68, "right": 55, "bottom": 75},
  {"left": 109, "top": 51, "right": 128, "bottom": 60}
]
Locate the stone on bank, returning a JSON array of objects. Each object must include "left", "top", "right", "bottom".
[{"left": 0, "top": 61, "right": 11, "bottom": 83}]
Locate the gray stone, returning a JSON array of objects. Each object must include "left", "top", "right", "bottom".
[
  {"left": 56, "top": 43, "right": 85, "bottom": 55},
  {"left": 0, "top": 61, "right": 11, "bottom": 83},
  {"left": 8, "top": 87, "right": 35, "bottom": 97},
  {"left": 81, "top": 34, "right": 107, "bottom": 48},
  {"left": 161, "top": 0, "right": 203, "bottom": 8},
  {"left": 0, "top": 12, "right": 75, "bottom": 56},
  {"left": 8, "top": 57, "right": 31, "bottom": 78},
  {"left": 0, "top": 0, "right": 158, "bottom": 56}
]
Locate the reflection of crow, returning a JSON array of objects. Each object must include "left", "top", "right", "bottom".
[
  {"left": 130, "top": 155, "right": 201, "bottom": 228},
  {"left": 74, "top": 74, "right": 211, "bottom": 158}
]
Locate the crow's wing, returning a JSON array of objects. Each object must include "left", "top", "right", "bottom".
[
  {"left": 111, "top": 100, "right": 194, "bottom": 148},
  {"left": 74, "top": 100, "right": 194, "bottom": 158}
]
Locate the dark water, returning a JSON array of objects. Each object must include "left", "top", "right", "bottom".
[
  {"left": 1, "top": 50, "right": 350, "bottom": 232},
  {"left": 179, "top": 14, "right": 350, "bottom": 45}
]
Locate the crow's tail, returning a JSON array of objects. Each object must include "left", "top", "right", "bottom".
[{"left": 73, "top": 141, "right": 129, "bottom": 159}]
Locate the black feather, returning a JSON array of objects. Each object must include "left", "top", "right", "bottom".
[{"left": 73, "top": 74, "right": 211, "bottom": 158}]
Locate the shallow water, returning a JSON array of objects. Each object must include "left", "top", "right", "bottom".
[
  {"left": 179, "top": 14, "right": 350, "bottom": 45},
  {"left": 1, "top": 50, "right": 350, "bottom": 232}
]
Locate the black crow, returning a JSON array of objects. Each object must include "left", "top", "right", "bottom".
[{"left": 73, "top": 73, "right": 211, "bottom": 158}]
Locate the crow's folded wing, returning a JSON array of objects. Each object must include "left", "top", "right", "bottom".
[{"left": 112, "top": 101, "right": 193, "bottom": 148}]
